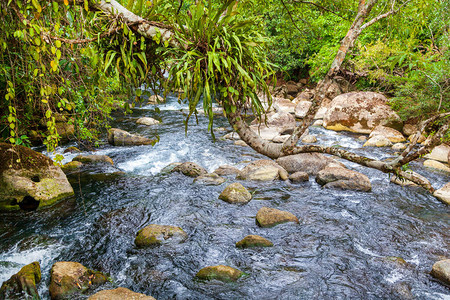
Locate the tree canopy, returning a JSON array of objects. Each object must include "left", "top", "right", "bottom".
[{"left": 0, "top": 0, "right": 448, "bottom": 190}]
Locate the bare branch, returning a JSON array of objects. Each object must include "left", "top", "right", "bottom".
[{"left": 361, "top": 0, "right": 412, "bottom": 30}]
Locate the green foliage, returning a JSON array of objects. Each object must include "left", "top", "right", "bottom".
[{"left": 163, "top": 0, "right": 275, "bottom": 136}]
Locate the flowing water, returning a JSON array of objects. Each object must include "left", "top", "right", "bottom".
[{"left": 0, "top": 96, "right": 449, "bottom": 299}]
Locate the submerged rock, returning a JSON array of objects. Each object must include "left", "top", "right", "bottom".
[
  {"left": 174, "top": 162, "right": 207, "bottom": 178},
  {"left": 49, "top": 261, "right": 107, "bottom": 300},
  {"left": 213, "top": 165, "right": 241, "bottom": 177},
  {"left": 107, "top": 128, "right": 154, "bottom": 146},
  {"left": 237, "top": 159, "right": 288, "bottom": 181},
  {"left": 276, "top": 153, "right": 336, "bottom": 176},
  {"left": 431, "top": 259, "right": 450, "bottom": 285},
  {"left": 196, "top": 265, "right": 244, "bottom": 282},
  {"left": 0, "top": 262, "right": 41, "bottom": 299},
  {"left": 0, "top": 143, "right": 74, "bottom": 211},
  {"left": 323, "top": 92, "right": 402, "bottom": 134},
  {"left": 219, "top": 183, "right": 252, "bottom": 204},
  {"left": 160, "top": 162, "right": 182, "bottom": 174},
  {"left": 136, "top": 117, "right": 160, "bottom": 126},
  {"left": 236, "top": 235, "right": 273, "bottom": 248},
  {"left": 256, "top": 207, "right": 299, "bottom": 228},
  {"left": 63, "top": 146, "right": 80, "bottom": 154},
  {"left": 88, "top": 287, "right": 156, "bottom": 300},
  {"left": 135, "top": 224, "right": 187, "bottom": 248},
  {"left": 301, "top": 135, "right": 317, "bottom": 143},
  {"left": 433, "top": 183, "right": 450, "bottom": 205},
  {"left": 73, "top": 155, "right": 113, "bottom": 165},
  {"left": 316, "top": 167, "right": 371, "bottom": 192},
  {"left": 194, "top": 173, "right": 226, "bottom": 185}
]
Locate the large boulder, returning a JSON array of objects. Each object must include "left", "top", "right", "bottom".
[
  {"left": 236, "top": 235, "right": 273, "bottom": 248},
  {"left": 219, "top": 183, "right": 252, "bottom": 204},
  {"left": 49, "top": 262, "right": 107, "bottom": 300},
  {"left": 88, "top": 287, "right": 156, "bottom": 300},
  {"left": 256, "top": 207, "right": 299, "bottom": 227},
  {"left": 173, "top": 162, "right": 207, "bottom": 178},
  {"left": 196, "top": 265, "right": 244, "bottom": 282},
  {"left": 276, "top": 153, "right": 337, "bottom": 176},
  {"left": 323, "top": 92, "right": 402, "bottom": 134},
  {"left": 0, "top": 262, "right": 41, "bottom": 299},
  {"left": 135, "top": 224, "right": 187, "bottom": 248},
  {"left": 107, "top": 128, "right": 154, "bottom": 146},
  {"left": 237, "top": 160, "right": 288, "bottom": 181},
  {"left": 433, "top": 183, "right": 450, "bottom": 205},
  {"left": 430, "top": 259, "right": 450, "bottom": 285},
  {"left": 0, "top": 143, "right": 74, "bottom": 211},
  {"left": 369, "top": 125, "right": 406, "bottom": 143},
  {"left": 316, "top": 167, "right": 371, "bottom": 191},
  {"left": 424, "top": 144, "right": 450, "bottom": 163}
]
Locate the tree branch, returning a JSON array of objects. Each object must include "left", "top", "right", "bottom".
[{"left": 360, "top": 0, "right": 412, "bottom": 30}]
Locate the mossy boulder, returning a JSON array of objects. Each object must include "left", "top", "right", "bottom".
[
  {"left": 219, "top": 182, "right": 252, "bottom": 204},
  {"left": 256, "top": 207, "right": 299, "bottom": 228},
  {"left": 173, "top": 162, "right": 207, "bottom": 178},
  {"left": 49, "top": 261, "right": 107, "bottom": 300},
  {"left": 135, "top": 224, "right": 187, "bottom": 248},
  {"left": 196, "top": 265, "right": 244, "bottom": 282},
  {"left": 0, "top": 143, "right": 74, "bottom": 211},
  {"left": 0, "top": 261, "right": 41, "bottom": 299},
  {"left": 88, "top": 287, "right": 156, "bottom": 300},
  {"left": 61, "top": 161, "right": 83, "bottom": 173},
  {"left": 430, "top": 259, "right": 450, "bottom": 285},
  {"left": 236, "top": 235, "right": 273, "bottom": 248},
  {"left": 63, "top": 147, "right": 80, "bottom": 154}
]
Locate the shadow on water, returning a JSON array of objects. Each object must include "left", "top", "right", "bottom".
[{"left": 1, "top": 96, "right": 449, "bottom": 299}]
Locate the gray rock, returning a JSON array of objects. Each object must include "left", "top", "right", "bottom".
[
  {"left": 316, "top": 167, "right": 371, "bottom": 191},
  {"left": 108, "top": 128, "right": 154, "bottom": 146},
  {"left": 276, "top": 153, "right": 337, "bottom": 176},
  {"left": 213, "top": 165, "right": 241, "bottom": 177},
  {"left": 174, "top": 162, "right": 207, "bottom": 177},
  {"left": 237, "top": 160, "right": 288, "bottom": 181}
]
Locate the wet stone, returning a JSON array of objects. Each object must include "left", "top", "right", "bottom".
[
  {"left": 236, "top": 235, "right": 273, "bottom": 248},
  {"left": 196, "top": 265, "right": 244, "bottom": 282},
  {"left": 430, "top": 259, "right": 450, "bottom": 285},
  {"left": 88, "top": 287, "right": 156, "bottom": 300},
  {"left": 0, "top": 262, "right": 41, "bottom": 300},
  {"left": 73, "top": 155, "right": 113, "bottom": 165},
  {"left": 289, "top": 171, "right": 309, "bottom": 183},
  {"left": 194, "top": 173, "right": 226, "bottom": 185},
  {"left": 256, "top": 207, "right": 299, "bottom": 228},
  {"left": 219, "top": 182, "right": 252, "bottom": 204},
  {"left": 174, "top": 162, "right": 207, "bottom": 178},
  {"left": 135, "top": 224, "right": 187, "bottom": 248}
]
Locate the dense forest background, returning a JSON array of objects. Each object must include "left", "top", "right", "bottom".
[{"left": 0, "top": 0, "right": 449, "bottom": 152}]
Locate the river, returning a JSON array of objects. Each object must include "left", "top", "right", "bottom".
[{"left": 0, "top": 95, "right": 449, "bottom": 299}]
